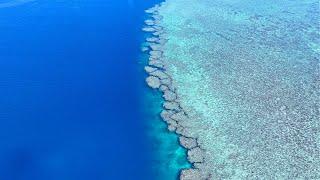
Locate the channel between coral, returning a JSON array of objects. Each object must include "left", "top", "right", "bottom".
[{"left": 142, "top": 3, "right": 208, "bottom": 180}]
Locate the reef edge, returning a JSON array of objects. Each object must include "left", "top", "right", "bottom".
[{"left": 142, "top": 3, "right": 209, "bottom": 180}]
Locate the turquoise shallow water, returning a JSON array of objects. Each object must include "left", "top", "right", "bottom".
[
  {"left": 138, "top": 52, "right": 191, "bottom": 180},
  {"left": 154, "top": 0, "right": 319, "bottom": 178},
  {"left": 138, "top": 26, "right": 191, "bottom": 179},
  {"left": 143, "top": 91, "right": 191, "bottom": 179}
]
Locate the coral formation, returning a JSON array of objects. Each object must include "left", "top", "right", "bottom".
[{"left": 144, "top": 0, "right": 320, "bottom": 179}]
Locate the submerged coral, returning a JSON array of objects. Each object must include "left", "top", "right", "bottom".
[{"left": 144, "top": 0, "right": 320, "bottom": 179}]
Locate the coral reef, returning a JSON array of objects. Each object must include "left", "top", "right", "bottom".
[{"left": 144, "top": 0, "right": 320, "bottom": 179}]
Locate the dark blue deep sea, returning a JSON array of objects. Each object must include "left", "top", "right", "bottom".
[{"left": 0, "top": 0, "right": 191, "bottom": 179}]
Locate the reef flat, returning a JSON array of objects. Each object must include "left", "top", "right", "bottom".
[{"left": 143, "top": 0, "right": 320, "bottom": 179}]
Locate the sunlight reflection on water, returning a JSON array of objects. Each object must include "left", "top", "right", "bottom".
[{"left": 0, "top": 0, "right": 36, "bottom": 8}]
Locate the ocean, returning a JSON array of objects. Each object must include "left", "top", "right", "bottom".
[{"left": 0, "top": 0, "right": 189, "bottom": 179}]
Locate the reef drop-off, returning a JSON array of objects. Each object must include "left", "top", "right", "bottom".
[{"left": 143, "top": 0, "right": 320, "bottom": 179}]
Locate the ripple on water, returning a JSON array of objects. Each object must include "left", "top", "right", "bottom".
[{"left": 0, "top": 0, "right": 36, "bottom": 8}]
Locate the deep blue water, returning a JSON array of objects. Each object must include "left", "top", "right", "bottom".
[{"left": 0, "top": 0, "right": 167, "bottom": 179}]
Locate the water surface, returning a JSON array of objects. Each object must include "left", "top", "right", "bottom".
[{"left": 0, "top": 0, "right": 171, "bottom": 179}]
